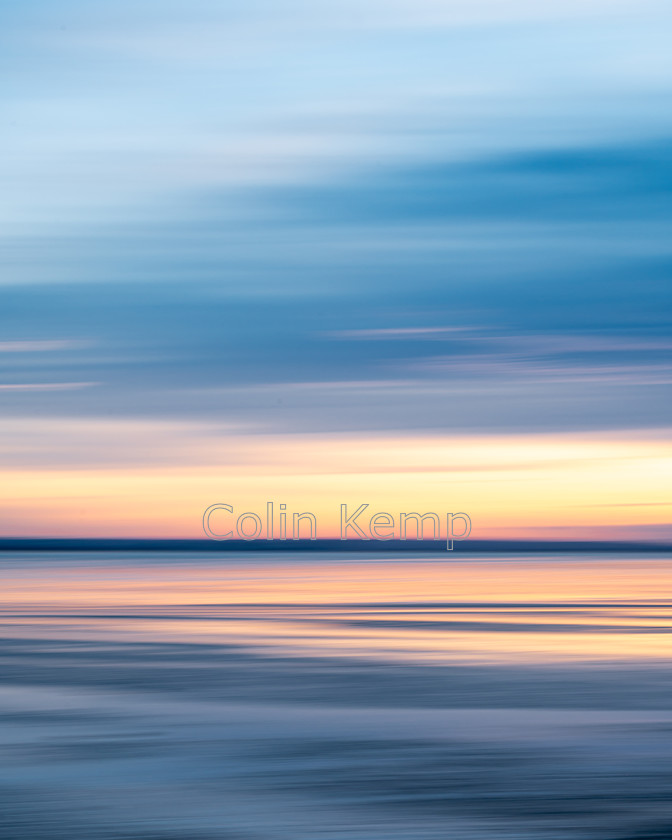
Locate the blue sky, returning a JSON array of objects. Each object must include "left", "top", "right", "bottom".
[{"left": 1, "top": 0, "right": 671, "bottom": 477}]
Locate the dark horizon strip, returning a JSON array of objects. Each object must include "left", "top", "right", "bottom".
[{"left": 0, "top": 538, "right": 670, "bottom": 553}]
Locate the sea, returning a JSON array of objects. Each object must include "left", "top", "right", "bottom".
[{"left": 1, "top": 551, "right": 672, "bottom": 839}]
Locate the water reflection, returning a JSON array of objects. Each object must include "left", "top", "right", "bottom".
[{"left": 1, "top": 552, "right": 672, "bottom": 838}]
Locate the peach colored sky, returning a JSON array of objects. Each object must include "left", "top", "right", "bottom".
[{"left": 2, "top": 423, "right": 670, "bottom": 539}]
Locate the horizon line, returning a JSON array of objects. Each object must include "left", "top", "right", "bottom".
[{"left": 0, "top": 538, "right": 670, "bottom": 553}]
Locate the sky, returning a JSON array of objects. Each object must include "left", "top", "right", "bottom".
[{"left": 1, "top": 0, "right": 671, "bottom": 539}]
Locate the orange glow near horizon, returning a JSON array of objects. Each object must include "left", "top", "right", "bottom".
[{"left": 0, "top": 424, "right": 670, "bottom": 540}]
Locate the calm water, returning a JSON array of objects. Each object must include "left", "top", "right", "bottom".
[{"left": 2, "top": 551, "right": 672, "bottom": 839}]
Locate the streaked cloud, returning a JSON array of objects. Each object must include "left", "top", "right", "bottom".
[
  {"left": 0, "top": 339, "right": 90, "bottom": 353},
  {"left": 0, "top": 382, "right": 99, "bottom": 392},
  {"left": 327, "top": 327, "right": 474, "bottom": 339}
]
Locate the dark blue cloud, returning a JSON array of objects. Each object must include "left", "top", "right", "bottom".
[
  {"left": 2, "top": 132, "right": 671, "bottom": 436},
  {"left": 268, "top": 140, "right": 672, "bottom": 224}
]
